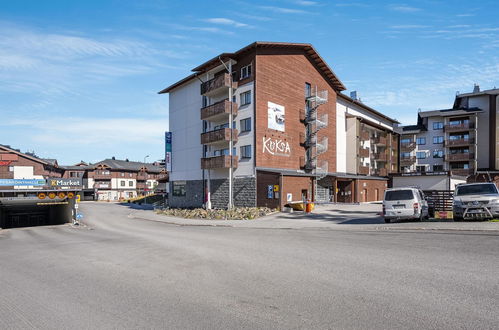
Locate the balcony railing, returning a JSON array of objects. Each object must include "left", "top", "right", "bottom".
[
  {"left": 136, "top": 182, "right": 147, "bottom": 189},
  {"left": 93, "top": 173, "right": 111, "bottom": 180},
  {"left": 201, "top": 128, "right": 238, "bottom": 145},
  {"left": 373, "top": 168, "right": 388, "bottom": 177},
  {"left": 373, "top": 136, "right": 388, "bottom": 146},
  {"left": 358, "top": 165, "right": 369, "bottom": 175},
  {"left": 157, "top": 173, "right": 169, "bottom": 181},
  {"left": 200, "top": 73, "right": 237, "bottom": 95},
  {"left": 372, "top": 136, "right": 387, "bottom": 145},
  {"left": 359, "top": 130, "right": 370, "bottom": 141},
  {"left": 451, "top": 168, "right": 474, "bottom": 176},
  {"left": 200, "top": 99, "right": 238, "bottom": 121},
  {"left": 373, "top": 152, "right": 388, "bottom": 161},
  {"left": 400, "top": 142, "right": 416, "bottom": 151},
  {"left": 400, "top": 156, "right": 416, "bottom": 164},
  {"left": 201, "top": 155, "right": 238, "bottom": 169},
  {"left": 445, "top": 138, "right": 473, "bottom": 147},
  {"left": 137, "top": 173, "right": 147, "bottom": 181},
  {"left": 445, "top": 153, "right": 474, "bottom": 161},
  {"left": 359, "top": 148, "right": 370, "bottom": 158},
  {"left": 444, "top": 122, "right": 474, "bottom": 132}
]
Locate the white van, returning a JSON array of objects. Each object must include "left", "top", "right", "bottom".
[{"left": 383, "top": 188, "right": 429, "bottom": 223}]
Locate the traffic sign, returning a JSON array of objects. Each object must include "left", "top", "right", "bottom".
[
  {"left": 74, "top": 203, "right": 79, "bottom": 209},
  {"left": 76, "top": 213, "right": 83, "bottom": 220}
]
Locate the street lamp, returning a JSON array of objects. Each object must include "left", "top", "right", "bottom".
[{"left": 143, "top": 155, "right": 149, "bottom": 197}]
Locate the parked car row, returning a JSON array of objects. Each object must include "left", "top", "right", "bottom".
[{"left": 382, "top": 183, "right": 499, "bottom": 222}]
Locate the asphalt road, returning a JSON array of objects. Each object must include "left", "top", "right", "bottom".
[{"left": 0, "top": 203, "right": 498, "bottom": 329}]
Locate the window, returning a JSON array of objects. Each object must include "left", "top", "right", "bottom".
[
  {"left": 129, "top": 173, "right": 132, "bottom": 177},
  {"left": 385, "top": 190, "right": 414, "bottom": 201},
  {"left": 433, "top": 122, "right": 443, "bottom": 130},
  {"left": 202, "top": 96, "right": 208, "bottom": 108},
  {"left": 416, "top": 151, "right": 426, "bottom": 159},
  {"left": 240, "top": 145, "right": 252, "bottom": 159},
  {"left": 401, "top": 152, "right": 411, "bottom": 158},
  {"left": 433, "top": 165, "right": 444, "bottom": 171},
  {"left": 433, "top": 150, "right": 444, "bottom": 158},
  {"left": 120, "top": 180, "right": 125, "bottom": 187},
  {"left": 305, "top": 83, "right": 311, "bottom": 98},
  {"left": 240, "top": 91, "right": 251, "bottom": 106},
  {"left": 121, "top": 172, "right": 125, "bottom": 177},
  {"left": 240, "top": 64, "right": 252, "bottom": 79},
  {"left": 401, "top": 138, "right": 411, "bottom": 144},
  {"left": 416, "top": 165, "right": 426, "bottom": 173},
  {"left": 240, "top": 118, "right": 251, "bottom": 132},
  {"left": 129, "top": 181, "right": 133, "bottom": 187},
  {"left": 433, "top": 136, "right": 444, "bottom": 144},
  {"left": 416, "top": 137, "right": 426, "bottom": 145},
  {"left": 147, "top": 181, "right": 151, "bottom": 187},
  {"left": 172, "top": 181, "right": 186, "bottom": 196}
]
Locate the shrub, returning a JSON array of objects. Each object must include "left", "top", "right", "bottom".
[{"left": 156, "top": 207, "right": 276, "bottom": 220}]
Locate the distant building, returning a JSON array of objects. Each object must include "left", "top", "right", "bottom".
[
  {"left": 0, "top": 144, "right": 64, "bottom": 189},
  {"left": 398, "top": 85, "right": 499, "bottom": 177}
]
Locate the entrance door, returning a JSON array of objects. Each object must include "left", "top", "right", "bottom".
[
  {"left": 363, "top": 189, "right": 368, "bottom": 202},
  {"left": 301, "top": 189, "right": 308, "bottom": 202},
  {"left": 337, "top": 181, "right": 353, "bottom": 203},
  {"left": 374, "top": 188, "right": 379, "bottom": 201}
]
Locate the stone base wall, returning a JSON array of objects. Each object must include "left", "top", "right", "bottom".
[
  {"left": 169, "top": 180, "right": 204, "bottom": 208},
  {"left": 211, "top": 177, "right": 256, "bottom": 209},
  {"left": 169, "top": 177, "right": 256, "bottom": 209}
]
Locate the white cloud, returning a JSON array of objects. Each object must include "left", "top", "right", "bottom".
[
  {"left": 258, "top": 6, "right": 308, "bottom": 14},
  {"left": 388, "top": 5, "right": 422, "bottom": 12},
  {"left": 295, "top": 0, "right": 318, "bottom": 5},
  {"left": 390, "top": 24, "right": 429, "bottom": 29},
  {"left": 203, "top": 18, "right": 249, "bottom": 28}
]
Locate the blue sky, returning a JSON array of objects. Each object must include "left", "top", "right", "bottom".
[{"left": 1, "top": 0, "right": 498, "bottom": 164}]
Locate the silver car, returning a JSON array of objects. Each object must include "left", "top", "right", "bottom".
[
  {"left": 453, "top": 183, "right": 499, "bottom": 221},
  {"left": 383, "top": 188, "right": 429, "bottom": 223}
]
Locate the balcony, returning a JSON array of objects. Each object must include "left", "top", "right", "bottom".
[
  {"left": 94, "top": 182, "right": 111, "bottom": 189},
  {"left": 200, "top": 73, "right": 237, "bottom": 96},
  {"left": 372, "top": 136, "right": 387, "bottom": 146},
  {"left": 373, "top": 168, "right": 388, "bottom": 177},
  {"left": 444, "top": 122, "right": 474, "bottom": 132},
  {"left": 201, "top": 155, "right": 238, "bottom": 169},
  {"left": 400, "top": 142, "right": 416, "bottom": 151},
  {"left": 358, "top": 165, "right": 370, "bottom": 175},
  {"left": 445, "top": 153, "right": 474, "bottom": 161},
  {"left": 373, "top": 152, "right": 388, "bottom": 162},
  {"left": 201, "top": 128, "right": 238, "bottom": 145},
  {"left": 359, "top": 147, "right": 370, "bottom": 158},
  {"left": 445, "top": 138, "right": 473, "bottom": 147},
  {"left": 137, "top": 173, "right": 147, "bottom": 181},
  {"left": 400, "top": 156, "right": 416, "bottom": 165},
  {"left": 200, "top": 99, "right": 238, "bottom": 121},
  {"left": 360, "top": 130, "right": 370, "bottom": 141},
  {"left": 93, "top": 173, "right": 111, "bottom": 180},
  {"left": 451, "top": 168, "right": 474, "bottom": 176},
  {"left": 157, "top": 173, "right": 169, "bottom": 181}
]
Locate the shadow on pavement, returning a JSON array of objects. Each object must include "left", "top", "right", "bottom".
[{"left": 118, "top": 203, "right": 154, "bottom": 210}]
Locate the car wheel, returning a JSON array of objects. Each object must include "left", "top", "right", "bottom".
[
  {"left": 418, "top": 212, "right": 423, "bottom": 222},
  {"left": 384, "top": 218, "right": 391, "bottom": 223}
]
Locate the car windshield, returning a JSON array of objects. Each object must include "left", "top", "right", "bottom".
[
  {"left": 385, "top": 190, "right": 414, "bottom": 201},
  {"left": 455, "top": 184, "right": 498, "bottom": 196}
]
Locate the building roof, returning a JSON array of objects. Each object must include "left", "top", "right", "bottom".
[
  {"left": 455, "top": 87, "right": 499, "bottom": 98},
  {"left": 159, "top": 41, "right": 346, "bottom": 94},
  {"left": 417, "top": 107, "right": 483, "bottom": 118},
  {"left": 337, "top": 92, "right": 400, "bottom": 124},
  {"left": 398, "top": 124, "right": 423, "bottom": 134},
  {"left": 93, "top": 159, "right": 164, "bottom": 173},
  {"left": 0, "top": 144, "right": 59, "bottom": 167}
]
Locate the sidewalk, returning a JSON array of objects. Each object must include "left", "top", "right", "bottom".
[{"left": 123, "top": 203, "right": 499, "bottom": 232}]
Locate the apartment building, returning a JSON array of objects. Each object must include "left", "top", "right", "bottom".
[
  {"left": 159, "top": 41, "right": 399, "bottom": 208},
  {"left": 85, "top": 158, "right": 167, "bottom": 201},
  {"left": 399, "top": 85, "right": 499, "bottom": 177}
]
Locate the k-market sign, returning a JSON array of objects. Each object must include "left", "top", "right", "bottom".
[
  {"left": 49, "top": 178, "right": 83, "bottom": 187},
  {"left": 262, "top": 137, "right": 291, "bottom": 157}
]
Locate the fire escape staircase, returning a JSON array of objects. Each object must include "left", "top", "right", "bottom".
[{"left": 303, "top": 89, "right": 329, "bottom": 180}]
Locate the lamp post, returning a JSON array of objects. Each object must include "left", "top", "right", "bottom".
[{"left": 143, "top": 155, "right": 149, "bottom": 197}]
